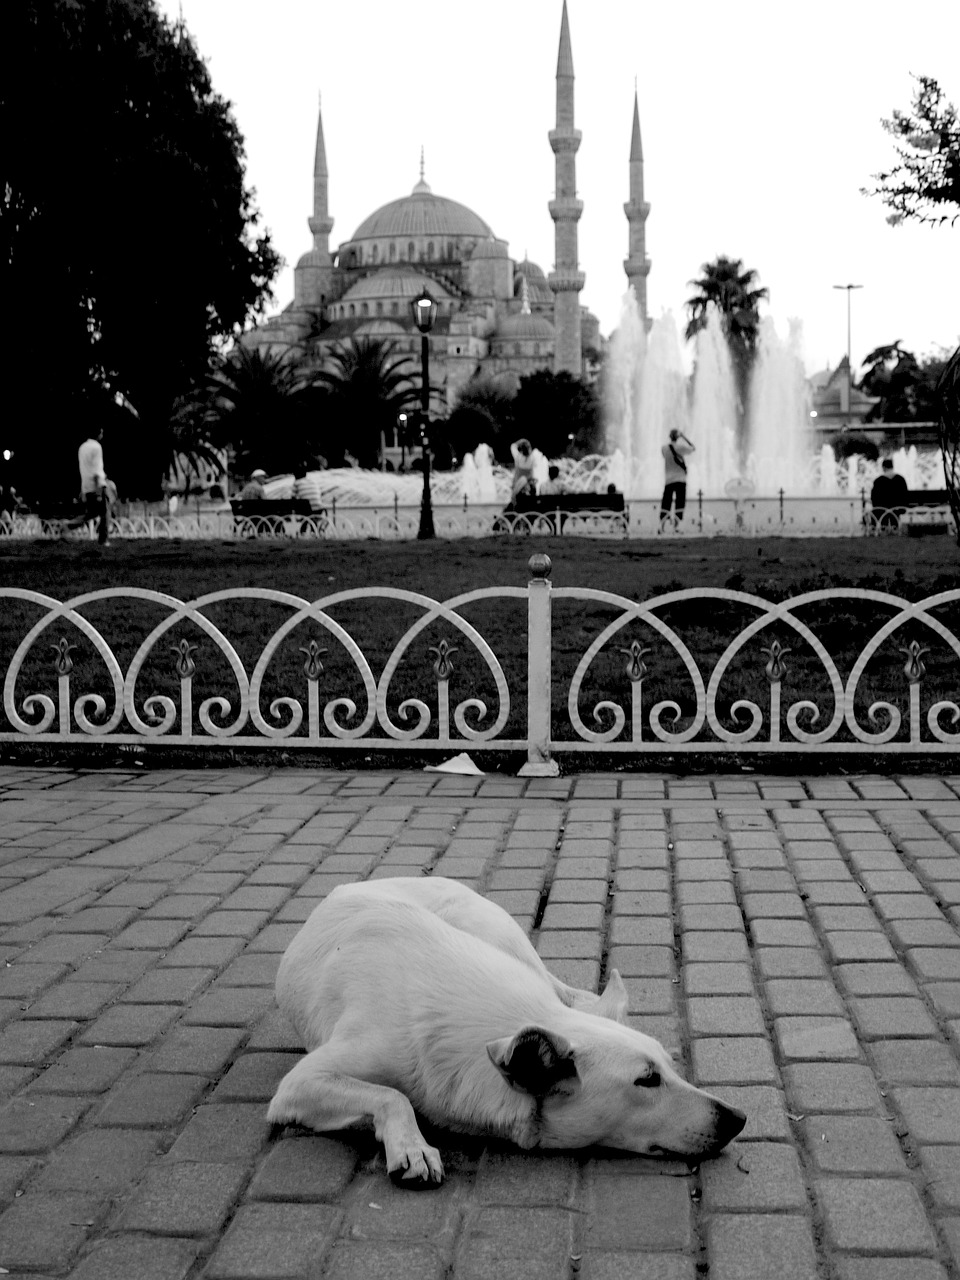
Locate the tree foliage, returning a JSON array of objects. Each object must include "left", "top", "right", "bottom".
[
  {"left": 867, "top": 75, "right": 960, "bottom": 227},
  {"left": 2, "top": 0, "right": 279, "bottom": 499},
  {"left": 314, "top": 339, "right": 416, "bottom": 469},
  {"left": 511, "top": 370, "right": 604, "bottom": 459},
  {"left": 684, "top": 257, "right": 769, "bottom": 402},
  {"left": 197, "top": 345, "right": 329, "bottom": 479},
  {"left": 859, "top": 342, "right": 952, "bottom": 422}
]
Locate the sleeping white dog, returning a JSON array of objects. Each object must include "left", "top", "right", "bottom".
[{"left": 267, "top": 877, "right": 745, "bottom": 1185}]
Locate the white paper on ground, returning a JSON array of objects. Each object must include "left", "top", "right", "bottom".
[{"left": 423, "top": 752, "right": 484, "bottom": 775}]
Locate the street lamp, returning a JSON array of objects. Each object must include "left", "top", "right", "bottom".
[
  {"left": 411, "top": 287, "right": 439, "bottom": 539},
  {"left": 833, "top": 284, "right": 863, "bottom": 427}
]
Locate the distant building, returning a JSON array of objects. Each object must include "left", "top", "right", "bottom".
[{"left": 244, "top": 3, "right": 647, "bottom": 410}]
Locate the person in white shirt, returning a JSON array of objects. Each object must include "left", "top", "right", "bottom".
[
  {"left": 659, "top": 429, "right": 695, "bottom": 531},
  {"left": 77, "top": 428, "right": 109, "bottom": 545}
]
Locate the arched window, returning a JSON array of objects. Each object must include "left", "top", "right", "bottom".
[
  {"left": 389, "top": 242, "right": 396, "bottom": 262},
  {"left": 408, "top": 241, "right": 415, "bottom": 261},
  {"left": 427, "top": 241, "right": 434, "bottom": 260},
  {"left": 361, "top": 303, "right": 369, "bottom": 316},
  {"left": 391, "top": 302, "right": 398, "bottom": 315},
  {"left": 371, "top": 245, "right": 379, "bottom": 264},
  {"left": 357, "top": 247, "right": 364, "bottom": 265},
  {"left": 348, "top": 304, "right": 355, "bottom": 317},
  {"left": 447, "top": 241, "right": 453, "bottom": 259},
  {"left": 376, "top": 302, "right": 383, "bottom": 316},
  {"left": 534, "top": 344, "right": 540, "bottom": 356},
  {"left": 514, "top": 343, "right": 521, "bottom": 356}
]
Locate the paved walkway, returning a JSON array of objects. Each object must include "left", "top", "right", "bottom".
[{"left": 2, "top": 768, "right": 960, "bottom": 1279}]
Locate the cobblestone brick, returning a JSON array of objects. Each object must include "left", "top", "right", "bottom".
[
  {"left": 703, "top": 1142, "right": 806, "bottom": 1210},
  {"left": 0, "top": 1093, "right": 89, "bottom": 1152},
  {"left": 35, "top": 1128, "right": 160, "bottom": 1192},
  {"left": 764, "top": 979, "right": 845, "bottom": 1016},
  {"left": 0, "top": 1016, "right": 79, "bottom": 1063},
  {"left": 680, "top": 932, "right": 750, "bottom": 962},
  {"left": 0, "top": 1190, "right": 102, "bottom": 1270},
  {"left": 79, "top": 1003, "right": 179, "bottom": 1046},
  {"left": 712, "top": 1085, "right": 792, "bottom": 1139},
  {"left": 688, "top": 997, "right": 765, "bottom": 1036},
  {"left": 802, "top": 1115, "right": 908, "bottom": 1172},
  {"left": 119, "top": 1160, "right": 248, "bottom": 1235},
  {"left": 166, "top": 1102, "right": 270, "bottom": 1163},
  {"left": 774, "top": 1017, "right": 860, "bottom": 1060},
  {"left": 850, "top": 996, "right": 939, "bottom": 1038},
  {"left": 96, "top": 1071, "right": 207, "bottom": 1127},
  {"left": 691, "top": 1038, "right": 779, "bottom": 1085},
  {"left": 204, "top": 1202, "right": 341, "bottom": 1279},
  {"left": 248, "top": 1134, "right": 360, "bottom": 1201},
  {"left": 755, "top": 948, "right": 827, "bottom": 979},
  {"left": 836, "top": 963, "right": 920, "bottom": 996},
  {"left": 784, "top": 1062, "right": 882, "bottom": 1112},
  {"left": 66, "top": 1234, "right": 202, "bottom": 1280},
  {"left": 894, "top": 1087, "right": 960, "bottom": 1142},
  {"left": 707, "top": 1214, "right": 818, "bottom": 1280},
  {"left": 870, "top": 1040, "right": 960, "bottom": 1084},
  {"left": 684, "top": 963, "right": 755, "bottom": 995},
  {"left": 818, "top": 1177, "right": 936, "bottom": 1253},
  {"left": 457, "top": 1206, "right": 576, "bottom": 1280},
  {"left": 584, "top": 1173, "right": 692, "bottom": 1248}
]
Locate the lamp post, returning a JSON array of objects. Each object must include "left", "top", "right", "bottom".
[
  {"left": 411, "top": 287, "right": 439, "bottom": 539},
  {"left": 832, "top": 283, "right": 863, "bottom": 427}
]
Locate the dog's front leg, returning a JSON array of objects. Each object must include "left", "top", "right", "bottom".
[{"left": 268, "top": 1048, "right": 444, "bottom": 1187}]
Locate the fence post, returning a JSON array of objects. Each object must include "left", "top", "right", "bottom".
[{"left": 519, "top": 553, "right": 559, "bottom": 776}]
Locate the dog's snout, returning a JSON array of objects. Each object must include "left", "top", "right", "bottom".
[{"left": 714, "top": 1101, "right": 747, "bottom": 1148}]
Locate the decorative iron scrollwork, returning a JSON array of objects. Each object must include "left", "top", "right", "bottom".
[
  {"left": 762, "top": 639, "right": 790, "bottom": 683},
  {"left": 429, "top": 639, "right": 458, "bottom": 681},
  {"left": 171, "top": 639, "right": 198, "bottom": 678},
  {"left": 299, "top": 640, "right": 327, "bottom": 681},
  {"left": 50, "top": 637, "right": 77, "bottom": 675},
  {"left": 619, "top": 640, "right": 651, "bottom": 682},
  {"left": 900, "top": 640, "right": 928, "bottom": 683}
]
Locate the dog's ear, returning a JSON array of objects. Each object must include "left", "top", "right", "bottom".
[
  {"left": 486, "top": 1027, "right": 578, "bottom": 1096},
  {"left": 595, "top": 969, "right": 629, "bottom": 1023}
]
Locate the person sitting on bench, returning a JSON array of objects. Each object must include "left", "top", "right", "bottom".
[{"left": 870, "top": 458, "right": 908, "bottom": 531}]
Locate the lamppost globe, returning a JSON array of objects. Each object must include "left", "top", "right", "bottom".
[{"left": 410, "top": 288, "right": 439, "bottom": 539}]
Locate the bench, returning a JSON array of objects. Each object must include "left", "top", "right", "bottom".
[
  {"left": 498, "top": 491, "right": 626, "bottom": 534},
  {"left": 230, "top": 499, "right": 324, "bottom": 537},
  {"left": 867, "top": 488, "right": 952, "bottom": 535}
]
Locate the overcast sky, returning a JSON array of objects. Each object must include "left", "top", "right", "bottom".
[{"left": 157, "top": 0, "right": 960, "bottom": 376}]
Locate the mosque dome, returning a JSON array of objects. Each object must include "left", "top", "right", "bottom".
[
  {"left": 296, "top": 247, "right": 328, "bottom": 269},
  {"left": 496, "top": 312, "right": 555, "bottom": 341},
  {"left": 351, "top": 177, "right": 493, "bottom": 241},
  {"left": 514, "top": 259, "right": 553, "bottom": 304},
  {"left": 471, "top": 238, "right": 510, "bottom": 260},
  {"left": 340, "top": 271, "right": 452, "bottom": 304},
  {"left": 355, "top": 319, "right": 407, "bottom": 337}
]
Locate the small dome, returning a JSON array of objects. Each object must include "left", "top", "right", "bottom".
[
  {"left": 496, "top": 312, "right": 555, "bottom": 341},
  {"left": 340, "top": 271, "right": 452, "bottom": 303},
  {"left": 516, "top": 257, "right": 546, "bottom": 280},
  {"left": 471, "top": 238, "right": 510, "bottom": 260},
  {"left": 355, "top": 319, "right": 408, "bottom": 337}
]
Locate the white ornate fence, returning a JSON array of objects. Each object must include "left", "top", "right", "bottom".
[{"left": 3, "top": 556, "right": 959, "bottom": 769}]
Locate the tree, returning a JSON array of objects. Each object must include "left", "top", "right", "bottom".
[
  {"left": 199, "top": 345, "right": 329, "bottom": 478},
  {"left": 859, "top": 342, "right": 954, "bottom": 422},
  {"left": 314, "top": 339, "right": 416, "bottom": 468},
  {"left": 866, "top": 76, "right": 960, "bottom": 227},
  {"left": 2, "top": 0, "right": 280, "bottom": 499},
  {"left": 444, "top": 375, "right": 517, "bottom": 463},
  {"left": 937, "top": 345, "right": 960, "bottom": 545},
  {"left": 684, "top": 256, "right": 769, "bottom": 404},
  {"left": 511, "top": 370, "right": 604, "bottom": 459}
]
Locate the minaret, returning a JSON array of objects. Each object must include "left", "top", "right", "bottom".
[
  {"left": 623, "top": 90, "right": 651, "bottom": 328},
  {"left": 548, "top": 1, "right": 585, "bottom": 376},
  {"left": 294, "top": 92, "right": 334, "bottom": 310}
]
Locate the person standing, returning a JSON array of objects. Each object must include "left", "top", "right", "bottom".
[
  {"left": 77, "top": 427, "right": 109, "bottom": 545},
  {"left": 660, "top": 429, "right": 695, "bottom": 531}
]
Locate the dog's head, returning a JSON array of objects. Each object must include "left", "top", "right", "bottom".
[{"left": 486, "top": 974, "right": 745, "bottom": 1160}]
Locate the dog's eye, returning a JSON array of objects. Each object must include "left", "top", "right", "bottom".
[{"left": 634, "top": 1070, "right": 661, "bottom": 1088}]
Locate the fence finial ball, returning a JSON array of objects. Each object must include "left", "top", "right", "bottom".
[{"left": 528, "top": 554, "right": 552, "bottom": 580}]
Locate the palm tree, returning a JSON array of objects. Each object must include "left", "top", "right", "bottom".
[
  {"left": 685, "top": 256, "right": 769, "bottom": 402},
  {"left": 201, "top": 343, "right": 328, "bottom": 477},
  {"left": 315, "top": 339, "right": 416, "bottom": 468}
]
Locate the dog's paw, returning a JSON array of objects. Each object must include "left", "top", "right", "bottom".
[{"left": 388, "top": 1144, "right": 444, "bottom": 1189}]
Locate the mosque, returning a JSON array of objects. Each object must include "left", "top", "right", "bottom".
[{"left": 245, "top": 2, "right": 651, "bottom": 411}]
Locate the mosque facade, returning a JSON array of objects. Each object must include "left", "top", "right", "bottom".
[{"left": 246, "top": 2, "right": 650, "bottom": 411}]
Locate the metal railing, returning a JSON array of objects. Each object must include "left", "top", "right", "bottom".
[{"left": 3, "top": 557, "right": 959, "bottom": 770}]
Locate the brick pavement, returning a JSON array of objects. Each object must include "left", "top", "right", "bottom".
[{"left": 2, "top": 767, "right": 960, "bottom": 1277}]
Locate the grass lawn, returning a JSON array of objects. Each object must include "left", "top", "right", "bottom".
[{"left": 2, "top": 535, "right": 959, "bottom": 761}]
